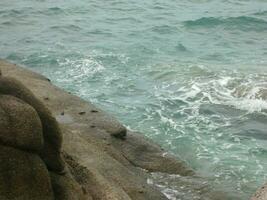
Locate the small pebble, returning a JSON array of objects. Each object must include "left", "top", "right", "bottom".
[
  {"left": 91, "top": 110, "right": 98, "bottom": 113},
  {"left": 79, "top": 111, "right": 86, "bottom": 115}
]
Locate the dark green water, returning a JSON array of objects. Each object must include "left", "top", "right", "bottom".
[{"left": 1, "top": 0, "right": 267, "bottom": 199}]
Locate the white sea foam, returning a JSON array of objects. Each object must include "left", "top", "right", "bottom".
[
  {"left": 59, "top": 57, "right": 105, "bottom": 80},
  {"left": 147, "top": 172, "right": 211, "bottom": 200},
  {"left": 227, "top": 98, "right": 267, "bottom": 113},
  {"left": 179, "top": 73, "right": 267, "bottom": 113},
  {"left": 147, "top": 175, "right": 181, "bottom": 200},
  {"left": 143, "top": 66, "right": 267, "bottom": 199}
]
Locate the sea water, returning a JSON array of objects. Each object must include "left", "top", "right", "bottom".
[{"left": 0, "top": 0, "right": 267, "bottom": 199}]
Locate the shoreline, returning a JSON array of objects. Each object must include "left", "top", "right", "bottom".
[
  {"left": 0, "top": 59, "right": 192, "bottom": 200},
  {"left": 0, "top": 59, "right": 265, "bottom": 200}
]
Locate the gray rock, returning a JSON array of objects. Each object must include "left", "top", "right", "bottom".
[
  {"left": 111, "top": 131, "right": 194, "bottom": 175},
  {"left": 251, "top": 182, "right": 267, "bottom": 200},
  {"left": 0, "top": 95, "right": 43, "bottom": 152},
  {"left": 50, "top": 171, "right": 91, "bottom": 200},
  {"left": 0, "top": 145, "right": 54, "bottom": 200},
  {"left": 0, "top": 76, "right": 65, "bottom": 173}
]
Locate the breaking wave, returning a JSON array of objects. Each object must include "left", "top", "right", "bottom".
[{"left": 183, "top": 16, "right": 267, "bottom": 31}]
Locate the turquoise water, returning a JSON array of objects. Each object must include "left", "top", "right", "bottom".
[{"left": 1, "top": 0, "right": 267, "bottom": 199}]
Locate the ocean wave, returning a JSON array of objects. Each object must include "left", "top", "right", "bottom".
[
  {"left": 253, "top": 10, "right": 267, "bottom": 16},
  {"left": 180, "top": 74, "right": 267, "bottom": 113},
  {"left": 86, "top": 29, "right": 113, "bottom": 36},
  {"left": 0, "top": 8, "right": 29, "bottom": 18},
  {"left": 0, "top": 6, "right": 66, "bottom": 17},
  {"left": 110, "top": 16, "right": 142, "bottom": 23},
  {"left": 54, "top": 56, "right": 105, "bottom": 86},
  {"left": 143, "top": 64, "right": 267, "bottom": 115},
  {"left": 48, "top": 7, "right": 62, "bottom": 12},
  {"left": 50, "top": 24, "right": 82, "bottom": 32},
  {"left": 1, "top": 21, "right": 12, "bottom": 26},
  {"left": 0, "top": 9, "right": 23, "bottom": 15},
  {"left": 183, "top": 16, "right": 267, "bottom": 31},
  {"left": 175, "top": 43, "right": 188, "bottom": 52},
  {"left": 147, "top": 172, "right": 228, "bottom": 200},
  {"left": 142, "top": 63, "right": 267, "bottom": 198},
  {"left": 39, "top": 7, "right": 66, "bottom": 15},
  {"left": 151, "top": 25, "right": 178, "bottom": 34}
]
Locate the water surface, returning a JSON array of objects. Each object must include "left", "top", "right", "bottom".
[{"left": 1, "top": 0, "right": 267, "bottom": 199}]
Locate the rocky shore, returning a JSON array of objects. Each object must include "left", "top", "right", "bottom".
[
  {"left": 0, "top": 59, "right": 265, "bottom": 200},
  {"left": 0, "top": 59, "right": 194, "bottom": 200}
]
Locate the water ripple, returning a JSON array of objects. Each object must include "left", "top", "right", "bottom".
[{"left": 184, "top": 16, "right": 267, "bottom": 31}]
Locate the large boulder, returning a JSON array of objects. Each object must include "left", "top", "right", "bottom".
[
  {"left": 0, "top": 145, "right": 54, "bottom": 200},
  {"left": 0, "top": 73, "right": 90, "bottom": 200},
  {"left": 0, "top": 95, "right": 43, "bottom": 152},
  {"left": 0, "top": 94, "right": 54, "bottom": 199},
  {"left": 0, "top": 76, "right": 65, "bottom": 173}
]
